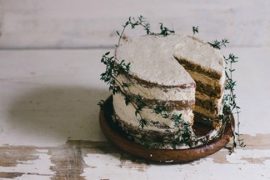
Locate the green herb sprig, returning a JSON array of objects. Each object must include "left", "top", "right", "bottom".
[
  {"left": 206, "top": 35, "right": 244, "bottom": 151},
  {"left": 153, "top": 103, "right": 170, "bottom": 118},
  {"left": 208, "top": 39, "right": 229, "bottom": 49},
  {"left": 171, "top": 114, "right": 183, "bottom": 127},
  {"left": 100, "top": 52, "right": 130, "bottom": 94},
  {"left": 116, "top": 15, "right": 175, "bottom": 47},
  {"left": 193, "top": 27, "right": 244, "bottom": 151},
  {"left": 223, "top": 53, "right": 245, "bottom": 150},
  {"left": 100, "top": 51, "right": 148, "bottom": 128},
  {"left": 171, "top": 121, "right": 194, "bottom": 148},
  {"left": 192, "top": 26, "right": 199, "bottom": 35},
  {"left": 97, "top": 100, "right": 105, "bottom": 110},
  {"left": 159, "top": 23, "right": 175, "bottom": 36}
]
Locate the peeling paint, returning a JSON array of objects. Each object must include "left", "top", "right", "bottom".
[
  {"left": 0, "top": 172, "right": 24, "bottom": 178},
  {"left": 49, "top": 144, "right": 86, "bottom": 180},
  {"left": 240, "top": 157, "right": 270, "bottom": 164},
  {"left": 0, "top": 136, "right": 270, "bottom": 179},
  {"left": 0, "top": 146, "right": 39, "bottom": 167},
  {"left": 242, "top": 134, "right": 270, "bottom": 150},
  {"left": 209, "top": 150, "right": 230, "bottom": 164},
  {"left": 119, "top": 156, "right": 148, "bottom": 172}
]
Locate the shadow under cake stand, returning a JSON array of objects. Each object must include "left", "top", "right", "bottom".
[{"left": 99, "top": 96, "right": 233, "bottom": 163}]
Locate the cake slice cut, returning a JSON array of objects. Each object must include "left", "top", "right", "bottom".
[{"left": 173, "top": 36, "right": 225, "bottom": 122}]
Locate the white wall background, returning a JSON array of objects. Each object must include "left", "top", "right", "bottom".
[{"left": 0, "top": 0, "right": 269, "bottom": 49}]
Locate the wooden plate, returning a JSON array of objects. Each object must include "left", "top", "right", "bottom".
[{"left": 99, "top": 96, "right": 233, "bottom": 163}]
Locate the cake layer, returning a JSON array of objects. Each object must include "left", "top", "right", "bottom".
[
  {"left": 113, "top": 93, "right": 194, "bottom": 129},
  {"left": 194, "top": 91, "right": 224, "bottom": 121},
  {"left": 175, "top": 58, "right": 221, "bottom": 79},
  {"left": 116, "top": 74, "right": 195, "bottom": 104},
  {"left": 194, "top": 103, "right": 223, "bottom": 120},
  {"left": 188, "top": 70, "right": 225, "bottom": 94},
  {"left": 194, "top": 112, "right": 222, "bottom": 129},
  {"left": 196, "top": 98, "right": 218, "bottom": 114},
  {"left": 138, "top": 98, "right": 195, "bottom": 110},
  {"left": 196, "top": 91, "right": 223, "bottom": 113},
  {"left": 194, "top": 106, "right": 217, "bottom": 120},
  {"left": 114, "top": 113, "right": 222, "bottom": 149},
  {"left": 196, "top": 80, "right": 222, "bottom": 98},
  {"left": 178, "top": 64, "right": 225, "bottom": 98},
  {"left": 113, "top": 114, "right": 190, "bottom": 148}
]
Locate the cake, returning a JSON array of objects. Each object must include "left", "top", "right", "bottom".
[{"left": 111, "top": 34, "right": 225, "bottom": 148}]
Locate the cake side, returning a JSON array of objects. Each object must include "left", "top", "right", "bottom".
[
  {"left": 113, "top": 93, "right": 194, "bottom": 128},
  {"left": 113, "top": 35, "right": 197, "bottom": 147},
  {"left": 116, "top": 74, "right": 195, "bottom": 103},
  {"left": 113, "top": 93, "right": 194, "bottom": 148}
]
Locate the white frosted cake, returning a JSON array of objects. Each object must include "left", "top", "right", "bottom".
[{"left": 112, "top": 34, "right": 225, "bottom": 148}]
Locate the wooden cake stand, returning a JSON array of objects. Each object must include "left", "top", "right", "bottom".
[{"left": 99, "top": 96, "right": 233, "bottom": 163}]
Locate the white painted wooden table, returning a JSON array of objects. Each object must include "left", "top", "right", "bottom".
[{"left": 0, "top": 1, "right": 270, "bottom": 179}]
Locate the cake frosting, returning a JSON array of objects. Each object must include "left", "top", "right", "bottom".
[
  {"left": 173, "top": 36, "right": 224, "bottom": 77},
  {"left": 116, "top": 35, "right": 195, "bottom": 87},
  {"left": 116, "top": 75, "right": 195, "bottom": 102},
  {"left": 113, "top": 93, "right": 194, "bottom": 131}
]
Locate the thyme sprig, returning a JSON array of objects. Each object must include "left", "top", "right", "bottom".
[
  {"left": 97, "top": 100, "right": 105, "bottom": 110},
  {"left": 192, "top": 26, "right": 199, "bottom": 35},
  {"left": 208, "top": 39, "right": 229, "bottom": 49},
  {"left": 153, "top": 103, "right": 170, "bottom": 118},
  {"left": 223, "top": 53, "right": 245, "bottom": 150},
  {"left": 116, "top": 15, "right": 175, "bottom": 47},
  {"left": 208, "top": 37, "right": 244, "bottom": 150},
  {"left": 159, "top": 23, "right": 175, "bottom": 36},
  {"left": 100, "top": 52, "right": 130, "bottom": 94},
  {"left": 172, "top": 121, "right": 194, "bottom": 148},
  {"left": 100, "top": 51, "right": 148, "bottom": 128},
  {"left": 193, "top": 27, "right": 244, "bottom": 150},
  {"left": 171, "top": 113, "right": 184, "bottom": 127}
]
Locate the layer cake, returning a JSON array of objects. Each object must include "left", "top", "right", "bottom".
[{"left": 112, "top": 34, "right": 225, "bottom": 148}]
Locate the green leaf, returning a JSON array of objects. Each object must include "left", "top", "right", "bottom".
[{"left": 192, "top": 26, "right": 199, "bottom": 35}]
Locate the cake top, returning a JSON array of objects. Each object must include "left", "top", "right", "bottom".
[
  {"left": 116, "top": 35, "right": 194, "bottom": 87},
  {"left": 116, "top": 34, "right": 224, "bottom": 87},
  {"left": 173, "top": 36, "right": 224, "bottom": 75}
]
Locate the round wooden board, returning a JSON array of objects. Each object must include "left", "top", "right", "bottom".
[{"left": 99, "top": 96, "right": 233, "bottom": 163}]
